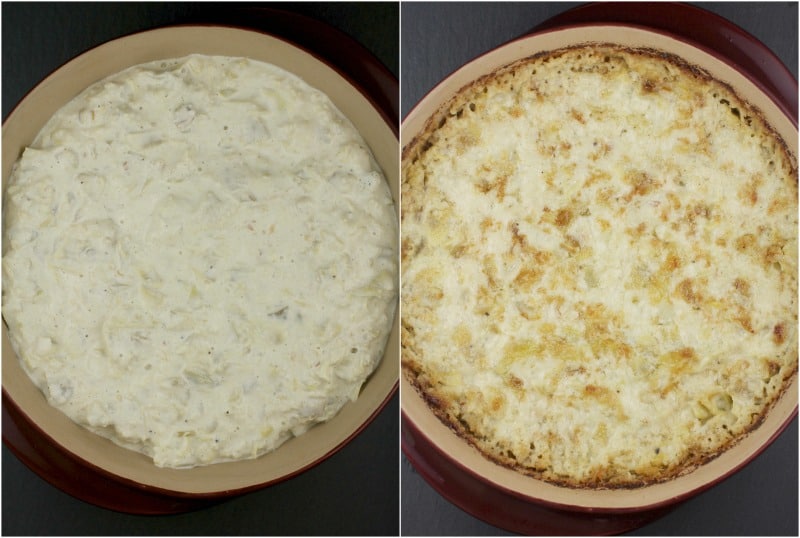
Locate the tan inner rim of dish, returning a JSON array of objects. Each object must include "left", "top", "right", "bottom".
[
  {"left": 2, "top": 26, "right": 399, "bottom": 495},
  {"left": 401, "top": 25, "right": 798, "bottom": 510}
]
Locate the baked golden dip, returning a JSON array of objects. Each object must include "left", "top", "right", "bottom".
[{"left": 401, "top": 44, "right": 798, "bottom": 488}]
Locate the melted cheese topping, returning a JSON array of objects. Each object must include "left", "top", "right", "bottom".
[
  {"left": 402, "top": 46, "right": 797, "bottom": 487},
  {"left": 3, "top": 55, "right": 397, "bottom": 468}
]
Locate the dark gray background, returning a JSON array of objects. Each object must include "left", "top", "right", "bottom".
[
  {"left": 400, "top": 2, "right": 798, "bottom": 536},
  {"left": 2, "top": 2, "right": 398, "bottom": 535}
]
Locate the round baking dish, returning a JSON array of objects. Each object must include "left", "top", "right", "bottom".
[
  {"left": 401, "top": 19, "right": 797, "bottom": 537},
  {"left": 2, "top": 24, "right": 399, "bottom": 511}
]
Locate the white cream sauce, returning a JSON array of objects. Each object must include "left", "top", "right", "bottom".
[{"left": 3, "top": 55, "right": 397, "bottom": 468}]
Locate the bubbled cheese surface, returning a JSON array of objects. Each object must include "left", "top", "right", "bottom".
[
  {"left": 3, "top": 55, "right": 397, "bottom": 468},
  {"left": 401, "top": 45, "right": 797, "bottom": 487}
]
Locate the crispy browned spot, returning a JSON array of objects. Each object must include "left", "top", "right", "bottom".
[
  {"left": 738, "top": 175, "right": 761, "bottom": 206},
  {"left": 735, "top": 233, "right": 757, "bottom": 252},
  {"left": 773, "top": 322, "right": 786, "bottom": 345},
  {"left": 666, "top": 192, "right": 682, "bottom": 210},
  {"left": 676, "top": 278, "right": 702, "bottom": 305},
  {"left": 507, "top": 374, "right": 524, "bottom": 390},
  {"left": 558, "top": 235, "right": 580, "bottom": 256},
  {"left": 422, "top": 392, "right": 446, "bottom": 411},
  {"left": 659, "top": 380, "right": 679, "bottom": 398},
  {"left": 688, "top": 202, "right": 711, "bottom": 220},
  {"left": 734, "top": 311, "right": 755, "bottom": 334},
  {"left": 624, "top": 170, "right": 659, "bottom": 202},
  {"left": 765, "top": 360, "right": 781, "bottom": 378},
  {"left": 457, "top": 133, "right": 478, "bottom": 154},
  {"left": 450, "top": 244, "right": 468, "bottom": 258},
  {"left": 660, "top": 347, "right": 698, "bottom": 375},
  {"left": 663, "top": 253, "right": 681, "bottom": 271},
  {"left": 480, "top": 217, "right": 498, "bottom": 233},
  {"left": 533, "top": 249, "right": 552, "bottom": 265},
  {"left": 510, "top": 222, "right": 527, "bottom": 252},
  {"left": 476, "top": 175, "right": 508, "bottom": 202},
  {"left": 401, "top": 237, "right": 414, "bottom": 261},
  {"left": 626, "top": 222, "right": 647, "bottom": 239},
  {"left": 732, "top": 277, "right": 751, "bottom": 297},
  {"left": 513, "top": 267, "right": 542, "bottom": 290},
  {"left": 768, "top": 195, "right": 792, "bottom": 215},
  {"left": 584, "top": 384, "right": 600, "bottom": 395},
  {"left": 583, "top": 384, "right": 627, "bottom": 419},
  {"left": 581, "top": 303, "right": 633, "bottom": 360},
  {"left": 589, "top": 140, "right": 613, "bottom": 161},
  {"left": 490, "top": 395, "right": 505, "bottom": 413},
  {"left": 555, "top": 207, "right": 573, "bottom": 227},
  {"left": 763, "top": 242, "right": 784, "bottom": 267},
  {"left": 583, "top": 170, "right": 611, "bottom": 188}
]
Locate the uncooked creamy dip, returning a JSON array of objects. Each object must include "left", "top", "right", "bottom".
[{"left": 3, "top": 55, "right": 397, "bottom": 468}]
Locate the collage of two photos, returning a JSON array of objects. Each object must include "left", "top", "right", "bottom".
[{"left": 1, "top": 2, "right": 798, "bottom": 535}]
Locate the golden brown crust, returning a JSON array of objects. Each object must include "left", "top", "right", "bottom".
[
  {"left": 404, "top": 44, "right": 797, "bottom": 177},
  {"left": 402, "top": 43, "right": 798, "bottom": 489},
  {"left": 404, "top": 355, "right": 797, "bottom": 489}
]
